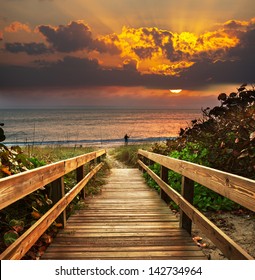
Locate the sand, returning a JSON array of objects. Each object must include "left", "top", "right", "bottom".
[{"left": 192, "top": 210, "right": 255, "bottom": 260}]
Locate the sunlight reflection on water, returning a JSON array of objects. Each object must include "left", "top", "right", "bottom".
[{"left": 0, "top": 108, "right": 202, "bottom": 145}]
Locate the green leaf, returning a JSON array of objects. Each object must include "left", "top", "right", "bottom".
[
  {"left": 4, "top": 230, "right": 19, "bottom": 246},
  {"left": 9, "top": 219, "right": 24, "bottom": 228}
]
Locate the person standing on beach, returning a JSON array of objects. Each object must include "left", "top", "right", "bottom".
[{"left": 124, "top": 134, "right": 129, "bottom": 145}]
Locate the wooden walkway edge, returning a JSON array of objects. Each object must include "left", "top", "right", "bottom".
[{"left": 42, "top": 168, "right": 206, "bottom": 260}]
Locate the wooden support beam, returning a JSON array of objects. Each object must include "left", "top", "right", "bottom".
[
  {"left": 160, "top": 166, "right": 170, "bottom": 204},
  {"left": 180, "top": 176, "right": 194, "bottom": 234},
  {"left": 77, "top": 165, "right": 85, "bottom": 199},
  {"left": 51, "top": 177, "right": 66, "bottom": 228}
]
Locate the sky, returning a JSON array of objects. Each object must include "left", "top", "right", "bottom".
[{"left": 0, "top": 0, "right": 254, "bottom": 108}]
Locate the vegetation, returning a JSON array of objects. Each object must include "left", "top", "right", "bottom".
[
  {"left": 148, "top": 84, "right": 255, "bottom": 211},
  {"left": 112, "top": 144, "right": 151, "bottom": 167},
  {"left": 0, "top": 139, "right": 106, "bottom": 259},
  {"left": 164, "top": 84, "right": 255, "bottom": 180},
  {"left": 144, "top": 143, "right": 238, "bottom": 211}
]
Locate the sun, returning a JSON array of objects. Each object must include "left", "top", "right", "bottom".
[{"left": 169, "top": 89, "right": 182, "bottom": 93}]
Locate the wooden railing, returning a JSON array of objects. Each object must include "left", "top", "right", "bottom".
[
  {"left": 138, "top": 149, "right": 255, "bottom": 260},
  {"left": 0, "top": 149, "right": 106, "bottom": 260}
]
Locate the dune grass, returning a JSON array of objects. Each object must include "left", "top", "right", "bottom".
[
  {"left": 110, "top": 143, "right": 151, "bottom": 167},
  {"left": 28, "top": 145, "right": 96, "bottom": 164}
]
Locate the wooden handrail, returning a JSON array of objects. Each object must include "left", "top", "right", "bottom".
[
  {"left": 138, "top": 149, "right": 255, "bottom": 260},
  {"left": 0, "top": 149, "right": 106, "bottom": 260},
  {"left": 0, "top": 149, "right": 106, "bottom": 210},
  {"left": 138, "top": 149, "right": 255, "bottom": 212}
]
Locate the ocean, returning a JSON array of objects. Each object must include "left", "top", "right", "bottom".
[{"left": 0, "top": 108, "right": 202, "bottom": 146}]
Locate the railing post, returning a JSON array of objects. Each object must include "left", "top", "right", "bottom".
[
  {"left": 51, "top": 177, "right": 66, "bottom": 228},
  {"left": 96, "top": 155, "right": 101, "bottom": 164},
  {"left": 160, "top": 166, "right": 171, "bottom": 204},
  {"left": 180, "top": 176, "right": 194, "bottom": 234},
  {"left": 77, "top": 165, "right": 85, "bottom": 199},
  {"left": 141, "top": 157, "right": 146, "bottom": 173},
  {"left": 138, "top": 154, "right": 144, "bottom": 172}
]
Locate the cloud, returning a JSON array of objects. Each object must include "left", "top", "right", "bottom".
[
  {"left": 114, "top": 26, "right": 170, "bottom": 60},
  {"left": 0, "top": 18, "right": 254, "bottom": 92},
  {"left": 0, "top": 56, "right": 103, "bottom": 88},
  {"left": 223, "top": 20, "right": 249, "bottom": 30},
  {"left": 0, "top": 55, "right": 153, "bottom": 88},
  {"left": 101, "top": 25, "right": 242, "bottom": 76},
  {"left": 93, "top": 34, "right": 121, "bottom": 54},
  {"left": 228, "top": 26, "right": 255, "bottom": 60},
  {"left": 37, "top": 20, "right": 120, "bottom": 54},
  {"left": 222, "top": 18, "right": 255, "bottom": 32},
  {"left": 5, "top": 42, "right": 52, "bottom": 55},
  {"left": 4, "top": 21, "right": 31, "bottom": 33},
  {"left": 122, "top": 58, "right": 138, "bottom": 71},
  {"left": 38, "top": 21, "right": 93, "bottom": 52},
  {"left": 0, "top": 46, "right": 253, "bottom": 91}
]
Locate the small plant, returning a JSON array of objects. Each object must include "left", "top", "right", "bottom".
[{"left": 113, "top": 144, "right": 151, "bottom": 167}]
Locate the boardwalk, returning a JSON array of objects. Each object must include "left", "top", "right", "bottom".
[{"left": 42, "top": 168, "right": 206, "bottom": 260}]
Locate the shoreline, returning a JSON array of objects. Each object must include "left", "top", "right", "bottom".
[{"left": 2, "top": 136, "right": 176, "bottom": 148}]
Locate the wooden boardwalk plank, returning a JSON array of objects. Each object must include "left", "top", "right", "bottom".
[{"left": 42, "top": 168, "right": 206, "bottom": 260}]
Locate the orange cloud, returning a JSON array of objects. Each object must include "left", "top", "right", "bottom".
[
  {"left": 2, "top": 17, "right": 253, "bottom": 90},
  {"left": 116, "top": 26, "right": 168, "bottom": 60},
  {"left": 100, "top": 25, "right": 241, "bottom": 76},
  {"left": 4, "top": 21, "right": 31, "bottom": 33},
  {"left": 172, "top": 30, "right": 239, "bottom": 62},
  {"left": 150, "top": 61, "right": 195, "bottom": 76},
  {"left": 223, "top": 19, "right": 249, "bottom": 29}
]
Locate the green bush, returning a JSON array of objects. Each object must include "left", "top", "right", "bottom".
[
  {"left": 175, "top": 85, "right": 255, "bottom": 180},
  {"left": 146, "top": 142, "right": 238, "bottom": 211}
]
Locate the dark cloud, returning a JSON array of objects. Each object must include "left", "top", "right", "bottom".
[
  {"left": 181, "top": 58, "right": 254, "bottom": 87},
  {"left": 228, "top": 28, "right": 255, "bottom": 60},
  {"left": 122, "top": 59, "right": 138, "bottom": 71},
  {"left": 141, "top": 27, "right": 172, "bottom": 46},
  {"left": 133, "top": 46, "right": 155, "bottom": 59},
  {"left": 5, "top": 42, "right": 52, "bottom": 55},
  {"left": 0, "top": 55, "right": 163, "bottom": 89},
  {"left": 93, "top": 34, "right": 121, "bottom": 54},
  {"left": 37, "top": 21, "right": 120, "bottom": 54},
  {"left": 38, "top": 21, "right": 93, "bottom": 52},
  {"left": 164, "top": 42, "right": 185, "bottom": 62},
  {"left": 146, "top": 28, "right": 181, "bottom": 61},
  {"left": 0, "top": 49, "right": 253, "bottom": 91}
]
